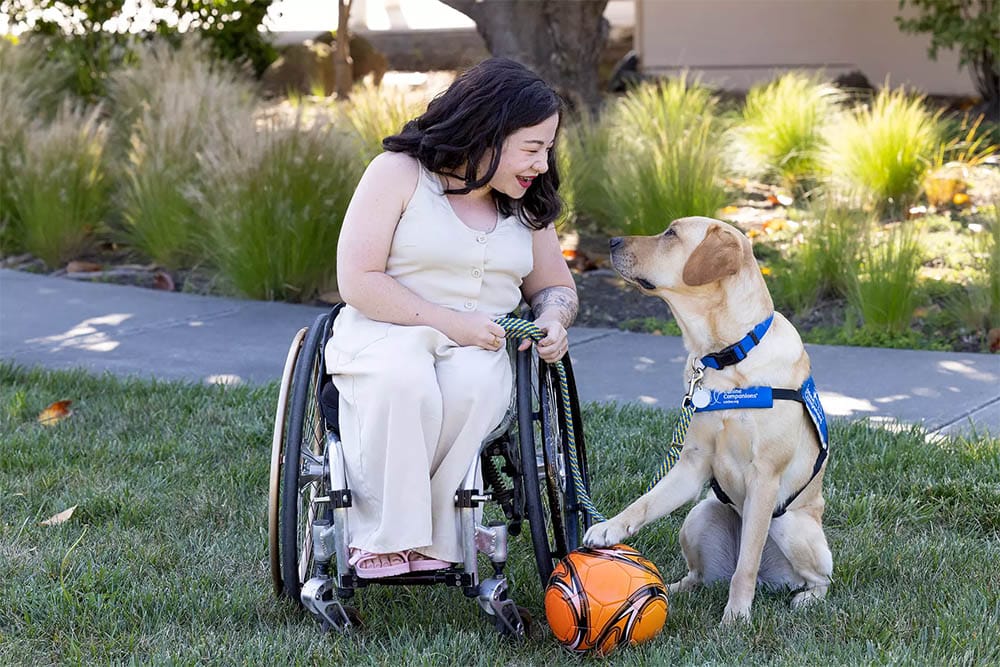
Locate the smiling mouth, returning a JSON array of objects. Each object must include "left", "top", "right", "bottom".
[{"left": 516, "top": 176, "right": 535, "bottom": 188}]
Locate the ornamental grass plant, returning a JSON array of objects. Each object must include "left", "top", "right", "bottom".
[
  {"left": 728, "top": 71, "right": 842, "bottom": 194},
  {"left": 823, "top": 85, "right": 943, "bottom": 216},
  {"left": 198, "top": 115, "right": 363, "bottom": 302},
  {"left": 337, "top": 80, "right": 427, "bottom": 163},
  {"left": 849, "top": 222, "right": 926, "bottom": 334},
  {"left": 942, "top": 203, "right": 1000, "bottom": 345},
  {"left": 557, "top": 112, "right": 613, "bottom": 230},
  {"left": 0, "top": 39, "right": 72, "bottom": 253},
  {"left": 765, "top": 207, "right": 869, "bottom": 316},
  {"left": 7, "top": 103, "right": 110, "bottom": 268},
  {"left": 602, "top": 75, "right": 729, "bottom": 235},
  {"left": 109, "top": 39, "right": 258, "bottom": 269}
]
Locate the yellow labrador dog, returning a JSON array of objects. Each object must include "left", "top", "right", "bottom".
[{"left": 584, "top": 216, "right": 833, "bottom": 625}]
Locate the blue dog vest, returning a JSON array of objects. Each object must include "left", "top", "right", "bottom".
[{"left": 694, "top": 316, "right": 830, "bottom": 518}]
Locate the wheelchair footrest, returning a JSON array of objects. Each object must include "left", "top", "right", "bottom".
[{"left": 341, "top": 569, "right": 474, "bottom": 590}]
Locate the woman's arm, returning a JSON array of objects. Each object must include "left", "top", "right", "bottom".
[
  {"left": 336, "top": 152, "right": 506, "bottom": 349},
  {"left": 520, "top": 226, "right": 578, "bottom": 362}
]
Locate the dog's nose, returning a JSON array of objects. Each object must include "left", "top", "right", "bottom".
[{"left": 609, "top": 237, "right": 623, "bottom": 250}]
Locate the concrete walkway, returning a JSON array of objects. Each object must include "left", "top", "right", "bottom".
[{"left": 2, "top": 268, "right": 997, "bottom": 437}]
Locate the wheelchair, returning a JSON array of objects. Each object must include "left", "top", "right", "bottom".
[{"left": 267, "top": 303, "right": 593, "bottom": 636}]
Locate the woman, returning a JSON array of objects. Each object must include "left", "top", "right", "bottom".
[{"left": 328, "top": 58, "right": 578, "bottom": 577}]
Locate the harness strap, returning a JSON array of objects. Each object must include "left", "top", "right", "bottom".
[{"left": 709, "top": 387, "right": 827, "bottom": 518}]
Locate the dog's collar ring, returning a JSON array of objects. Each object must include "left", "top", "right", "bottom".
[{"left": 684, "top": 364, "right": 706, "bottom": 407}]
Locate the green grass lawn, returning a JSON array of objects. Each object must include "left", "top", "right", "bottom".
[{"left": 2, "top": 363, "right": 998, "bottom": 665}]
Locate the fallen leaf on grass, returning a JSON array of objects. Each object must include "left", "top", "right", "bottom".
[
  {"left": 38, "top": 400, "right": 73, "bottom": 425},
  {"left": 40, "top": 505, "right": 77, "bottom": 526}
]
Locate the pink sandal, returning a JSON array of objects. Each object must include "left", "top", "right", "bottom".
[
  {"left": 349, "top": 548, "right": 411, "bottom": 579},
  {"left": 406, "top": 550, "right": 451, "bottom": 572}
]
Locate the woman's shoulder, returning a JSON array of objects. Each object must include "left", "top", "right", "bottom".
[
  {"left": 366, "top": 151, "right": 421, "bottom": 180},
  {"left": 362, "top": 151, "right": 422, "bottom": 203}
]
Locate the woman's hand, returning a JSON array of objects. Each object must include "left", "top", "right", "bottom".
[
  {"left": 519, "top": 317, "right": 569, "bottom": 363},
  {"left": 445, "top": 311, "right": 508, "bottom": 351}
]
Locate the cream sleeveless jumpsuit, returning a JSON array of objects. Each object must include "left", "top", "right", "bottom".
[{"left": 325, "top": 164, "right": 534, "bottom": 563}]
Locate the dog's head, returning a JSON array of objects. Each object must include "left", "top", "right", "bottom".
[{"left": 609, "top": 216, "right": 757, "bottom": 296}]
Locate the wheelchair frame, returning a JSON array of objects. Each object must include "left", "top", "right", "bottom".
[{"left": 267, "top": 304, "right": 592, "bottom": 636}]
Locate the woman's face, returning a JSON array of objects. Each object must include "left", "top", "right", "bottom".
[{"left": 486, "top": 113, "right": 559, "bottom": 199}]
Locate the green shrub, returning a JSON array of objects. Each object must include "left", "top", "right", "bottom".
[
  {"left": 200, "top": 117, "right": 363, "bottom": 302},
  {"left": 338, "top": 81, "right": 427, "bottom": 164},
  {"left": 896, "top": 0, "right": 999, "bottom": 118},
  {"left": 603, "top": 75, "right": 729, "bottom": 235},
  {"left": 7, "top": 104, "right": 109, "bottom": 268},
  {"left": 3, "top": 1, "right": 276, "bottom": 100},
  {"left": 848, "top": 223, "right": 926, "bottom": 334},
  {"left": 728, "top": 71, "right": 841, "bottom": 193},
  {"left": 110, "top": 39, "right": 257, "bottom": 269},
  {"left": 823, "top": 86, "right": 943, "bottom": 216}
]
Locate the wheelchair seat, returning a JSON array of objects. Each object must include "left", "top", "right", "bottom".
[{"left": 319, "top": 377, "right": 340, "bottom": 432}]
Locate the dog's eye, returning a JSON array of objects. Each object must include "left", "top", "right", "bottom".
[{"left": 663, "top": 228, "right": 676, "bottom": 237}]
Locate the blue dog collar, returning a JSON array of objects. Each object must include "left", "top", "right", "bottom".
[{"left": 699, "top": 313, "right": 774, "bottom": 370}]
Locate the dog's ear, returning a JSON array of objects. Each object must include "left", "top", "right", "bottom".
[{"left": 682, "top": 224, "right": 743, "bottom": 286}]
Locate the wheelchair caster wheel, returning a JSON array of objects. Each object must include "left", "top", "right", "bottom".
[
  {"left": 321, "top": 605, "right": 363, "bottom": 634},
  {"left": 301, "top": 576, "right": 360, "bottom": 634},
  {"left": 493, "top": 604, "right": 532, "bottom": 638}
]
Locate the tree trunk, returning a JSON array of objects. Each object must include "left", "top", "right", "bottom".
[
  {"left": 439, "top": 0, "right": 609, "bottom": 114},
  {"left": 335, "top": 0, "right": 354, "bottom": 100}
]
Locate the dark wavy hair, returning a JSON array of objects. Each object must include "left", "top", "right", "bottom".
[{"left": 382, "top": 58, "right": 563, "bottom": 230}]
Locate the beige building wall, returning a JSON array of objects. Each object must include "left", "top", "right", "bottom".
[{"left": 635, "top": 0, "right": 975, "bottom": 96}]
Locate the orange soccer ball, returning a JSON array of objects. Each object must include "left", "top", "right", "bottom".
[{"left": 544, "top": 544, "right": 669, "bottom": 656}]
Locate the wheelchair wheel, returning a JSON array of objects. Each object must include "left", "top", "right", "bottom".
[
  {"left": 269, "top": 326, "right": 308, "bottom": 597},
  {"left": 515, "top": 348, "right": 592, "bottom": 587},
  {"left": 279, "top": 312, "right": 331, "bottom": 603}
]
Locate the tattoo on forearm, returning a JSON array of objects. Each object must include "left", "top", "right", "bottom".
[{"left": 530, "top": 286, "right": 579, "bottom": 328}]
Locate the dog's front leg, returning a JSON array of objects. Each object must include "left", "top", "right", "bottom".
[
  {"left": 721, "top": 473, "right": 780, "bottom": 625},
  {"left": 584, "top": 447, "right": 711, "bottom": 547}
]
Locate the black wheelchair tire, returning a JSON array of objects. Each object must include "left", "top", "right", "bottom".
[
  {"left": 516, "top": 348, "right": 591, "bottom": 588},
  {"left": 280, "top": 312, "right": 330, "bottom": 603}
]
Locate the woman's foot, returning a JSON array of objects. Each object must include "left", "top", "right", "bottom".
[
  {"left": 349, "top": 548, "right": 411, "bottom": 578},
  {"left": 406, "top": 550, "right": 451, "bottom": 572}
]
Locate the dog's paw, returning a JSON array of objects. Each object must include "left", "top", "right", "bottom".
[
  {"left": 791, "top": 585, "right": 828, "bottom": 610},
  {"left": 667, "top": 572, "right": 701, "bottom": 594},
  {"left": 720, "top": 603, "right": 751, "bottom": 626},
  {"left": 583, "top": 520, "right": 630, "bottom": 547}
]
